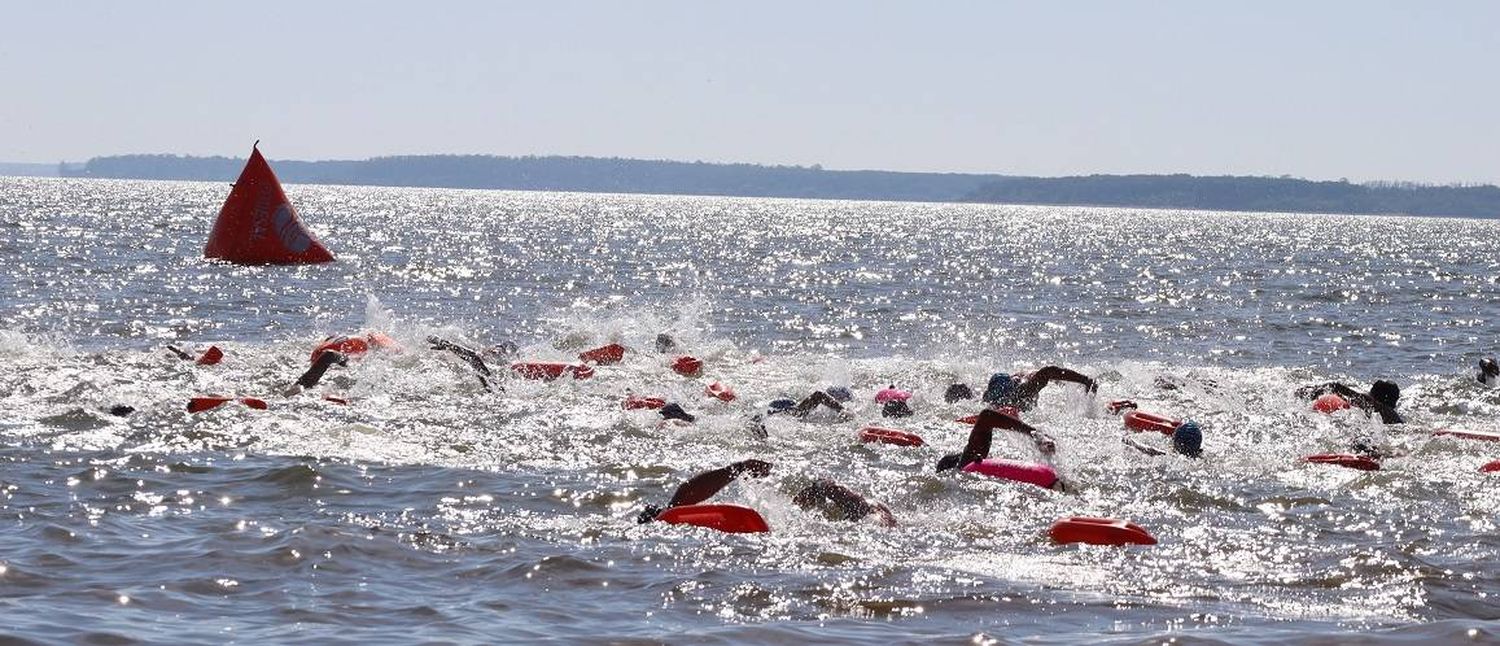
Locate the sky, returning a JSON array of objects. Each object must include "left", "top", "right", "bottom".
[{"left": 2, "top": 1, "right": 1498, "bottom": 184}]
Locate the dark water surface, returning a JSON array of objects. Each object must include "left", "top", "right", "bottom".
[{"left": 2, "top": 177, "right": 1499, "bottom": 643}]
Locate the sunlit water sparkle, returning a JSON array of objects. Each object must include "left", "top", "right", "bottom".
[{"left": 1, "top": 177, "right": 1498, "bottom": 643}]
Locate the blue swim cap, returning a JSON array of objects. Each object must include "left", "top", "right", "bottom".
[
  {"left": 768, "top": 398, "right": 797, "bottom": 414},
  {"left": 982, "top": 373, "right": 1015, "bottom": 404},
  {"left": 826, "top": 386, "right": 853, "bottom": 403},
  {"left": 1172, "top": 421, "right": 1203, "bottom": 457}
]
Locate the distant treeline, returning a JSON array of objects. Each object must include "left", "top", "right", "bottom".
[
  {"left": 57, "top": 154, "right": 1500, "bottom": 218},
  {"left": 963, "top": 174, "right": 1500, "bottom": 218},
  {"left": 61, "top": 154, "right": 990, "bottom": 203}
]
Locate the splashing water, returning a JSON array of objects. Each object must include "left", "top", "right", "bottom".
[{"left": 1, "top": 177, "right": 1499, "bottom": 643}]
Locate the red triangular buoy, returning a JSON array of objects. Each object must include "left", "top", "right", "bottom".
[{"left": 204, "top": 143, "right": 334, "bottom": 265}]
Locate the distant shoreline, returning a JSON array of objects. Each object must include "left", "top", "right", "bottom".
[{"left": 13, "top": 154, "right": 1499, "bottom": 218}]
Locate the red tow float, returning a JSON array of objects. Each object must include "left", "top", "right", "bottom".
[
  {"left": 858, "top": 426, "right": 925, "bottom": 447},
  {"left": 511, "top": 362, "right": 595, "bottom": 381},
  {"left": 622, "top": 395, "right": 667, "bottom": 410},
  {"left": 671, "top": 356, "right": 703, "bottom": 377},
  {"left": 1049, "top": 517, "right": 1157, "bottom": 546},
  {"left": 1432, "top": 429, "right": 1500, "bottom": 442},
  {"left": 579, "top": 343, "right": 625, "bottom": 365},
  {"left": 187, "top": 396, "right": 268, "bottom": 413},
  {"left": 1303, "top": 453, "right": 1380, "bottom": 471},
  {"left": 1312, "top": 394, "right": 1352, "bottom": 414},
  {"left": 704, "top": 381, "right": 736, "bottom": 402},
  {"left": 196, "top": 346, "right": 224, "bottom": 366},
  {"left": 1123, "top": 410, "right": 1180, "bottom": 434},
  {"left": 655, "top": 504, "right": 769, "bottom": 534}
]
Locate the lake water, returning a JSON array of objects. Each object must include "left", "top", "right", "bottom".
[{"left": 1, "top": 177, "right": 1498, "bottom": 643}]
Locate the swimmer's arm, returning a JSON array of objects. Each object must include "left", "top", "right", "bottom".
[
  {"left": 962, "top": 408, "right": 1049, "bottom": 465},
  {"left": 1122, "top": 435, "right": 1166, "bottom": 456},
  {"left": 1328, "top": 386, "right": 1402, "bottom": 422},
  {"left": 1369, "top": 404, "right": 1404, "bottom": 424},
  {"left": 666, "top": 459, "right": 772, "bottom": 507},
  {"left": 1296, "top": 382, "right": 1358, "bottom": 401},
  {"left": 165, "top": 345, "right": 193, "bottom": 361},
  {"left": 428, "top": 336, "right": 496, "bottom": 392},
  {"left": 295, "top": 350, "right": 347, "bottom": 389},
  {"left": 793, "top": 391, "right": 842, "bottom": 415},
  {"left": 427, "top": 336, "right": 493, "bottom": 376},
  {"left": 1028, "top": 366, "right": 1097, "bottom": 393}
]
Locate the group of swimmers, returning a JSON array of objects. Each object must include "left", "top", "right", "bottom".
[{"left": 154, "top": 333, "right": 1498, "bottom": 529}]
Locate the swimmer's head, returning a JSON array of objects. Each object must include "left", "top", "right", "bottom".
[
  {"left": 983, "top": 373, "right": 1015, "bottom": 404},
  {"left": 767, "top": 398, "right": 797, "bottom": 415},
  {"left": 790, "top": 479, "right": 834, "bottom": 509},
  {"left": 881, "top": 399, "right": 913, "bottom": 418},
  {"left": 1172, "top": 421, "right": 1203, "bottom": 458},
  {"left": 1481, "top": 358, "right": 1499, "bottom": 380},
  {"left": 659, "top": 403, "right": 695, "bottom": 423},
  {"left": 485, "top": 341, "right": 519, "bottom": 358},
  {"left": 636, "top": 504, "right": 663, "bottom": 524},
  {"left": 826, "top": 386, "right": 853, "bottom": 403},
  {"left": 654, "top": 334, "right": 677, "bottom": 353},
  {"left": 1370, "top": 380, "right": 1400, "bottom": 408},
  {"left": 944, "top": 383, "right": 974, "bottom": 403},
  {"left": 935, "top": 453, "right": 963, "bottom": 472}
]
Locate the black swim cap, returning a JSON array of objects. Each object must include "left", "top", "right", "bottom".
[
  {"left": 882, "top": 399, "right": 913, "bottom": 418},
  {"left": 944, "top": 383, "right": 974, "bottom": 403},
  {"left": 1370, "top": 380, "right": 1400, "bottom": 408},
  {"left": 1172, "top": 421, "right": 1203, "bottom": 458}
]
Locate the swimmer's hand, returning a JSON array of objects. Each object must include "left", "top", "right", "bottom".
[
  {"left": 1034, "top": 434, "right": 1057, "bottom": 456},
  {"left": 730, "top": 459, "right": 772, "bottom": 478}
]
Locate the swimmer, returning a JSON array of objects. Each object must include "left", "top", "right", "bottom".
[
  {"left": 936, "top": 407, "right": 1058, "bottom": 471},
  {"left": 636, "top": 460, "right": 895, "bottom": 526},
  {"left": 1295, "top": 380, "right": 1403, "bottom": 424},
  {"left": 944, "top": 383, "right": 975, "bottom": 403},
  {"left": 792, "top": 478, "right": 896, "bottom": 527},
  {"left": 1122, "top": 420, "right": 1203, "bottom": 458},
  {"left": 1479, "top": 358, "right": 1498, "bottom": 387},
  {"left": 875, "top": 384, "right": 914, "bottom": 418},
  {"left": 982, "top": 366, "right": 1097, "bottom": 411},
  {"left": 766, "top": 390, "right": 850, "bottom": 420},
  {"left": 636, "top": 459, "right": 771, "bottom": 523},
  {"left": 427, "top": 336, "right": 497, "bottom": 392},
  {"left": 658, "top": 402, "right": 696, "bottom": 424},
  {"left": 284, "top": 349, "right": 347, "bottom": 395}
]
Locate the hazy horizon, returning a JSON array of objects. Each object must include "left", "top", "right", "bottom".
[{"left": 4, "top": 1, "right": 1498, "bottom": 185}]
